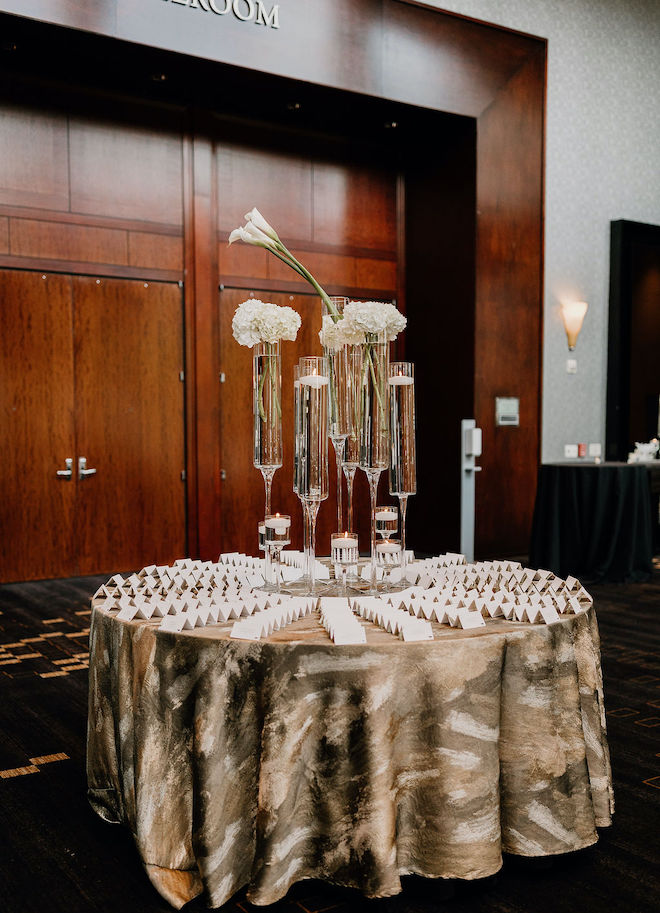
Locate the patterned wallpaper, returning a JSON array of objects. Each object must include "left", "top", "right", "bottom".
[{"left": 425, "top": 0, "right": 660, "bottom": 461}]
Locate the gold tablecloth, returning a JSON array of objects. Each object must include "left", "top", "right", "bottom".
[{"left": 86, "top": 603, "right": 613, "bottom": 909}]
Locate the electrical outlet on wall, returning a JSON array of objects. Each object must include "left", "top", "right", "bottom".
[
  {"left": 589, "top": 443, "right": 602, "bottom": 457},
  {"left": 564, "top": 444, "right": 578, "bottom": 458},
  {"left": 566, "top": 359, "right": 578, "bottom": 374}
]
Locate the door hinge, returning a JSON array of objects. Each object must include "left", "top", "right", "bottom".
[
  {"left": 219, "top": 372, "right": 226, "bottom": 383},
  {"left": 181, "top": 470, "right": 186, "bottom": 481},
  {"left": 178, "top": 280, "right": 184, "bottom": 290},
  {"left": 179, "top": 370, "right": 185, "bottom": 382},
  {"left": 220, "top": 469, "right": 227, "bottom": 481}
]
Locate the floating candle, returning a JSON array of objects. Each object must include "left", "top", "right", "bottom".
[
  {"left": 388, "top": 374, "right": 414, "bottom": 386},
  {"left": 375, "top": 509, "right": 397, "bottom": 521},
  {"left": 265, "top": 514, "right": 291, "bottom": 531},
  {"left": 335, "top": 536, "right": 358, "bottom": 549},
  {"left": 376, "top": 540, "right": 402, "bottom": 554},
  {"left": 299, "top": 373, "right": 329, "bottom": 388}
]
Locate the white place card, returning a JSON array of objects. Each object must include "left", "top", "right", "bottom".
[
  {"left": 160, "top": 614, "right": 196, "bottom": 632},
  {"left": 454, "top": 609, "right": 486, "bottom": 629},
  {"left": 539, "top": 604, "right": 561, "bottom": 624}
]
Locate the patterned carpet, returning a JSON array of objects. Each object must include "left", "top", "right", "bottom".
[{"left": 1, "top": 564, "right": 659, "bottom": 913}]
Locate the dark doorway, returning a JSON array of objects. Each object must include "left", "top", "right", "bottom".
[{"left": 606, "top": 220, "right": 660, "bottom": 460}]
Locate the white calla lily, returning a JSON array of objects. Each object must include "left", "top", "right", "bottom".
[
  {"left": 228, "top": 207, "right": 342, "bottom": 321},
  {"left": 228, "top": 226, "right": 250, "bottom": 245},
  {"left": 243, "top": 220, "right": 276, "bottom": 246},
  {"left": 244, "top": 208, "right": 280, "bottom": 242}
]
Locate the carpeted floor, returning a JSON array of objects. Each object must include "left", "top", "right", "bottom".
[{"left": 1, "top": 565, "right": 659, "bottom": 913}]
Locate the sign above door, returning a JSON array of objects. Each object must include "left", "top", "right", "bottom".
[{"left": 160, "top": 0, "right": 280, "bottom": 29}]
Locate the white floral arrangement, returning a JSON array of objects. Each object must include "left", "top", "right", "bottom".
[
  {"left": 230, "top": 210, "right": 407, "bottom": 345},
  {"left": 343, "top": 300, "right": 406, "bottom": 342},
  {"left": 319, "top": 300, "right": 407, "bottom": 350},
  {"left": 230, "top": 208, "right": 340, "bottom": 320},
  {"left": 231, "top": 298, "right": 301, "bottom": 348}
]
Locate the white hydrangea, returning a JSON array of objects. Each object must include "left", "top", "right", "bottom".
[
  {"left": 232, "top": 299, "right": 301, "bottom": 347},
  {"left": 343, "top": 301, "right": 407, "bottom": 342},
  {"left": 319, "top": 314, "right": 348, "bottom": 351}
]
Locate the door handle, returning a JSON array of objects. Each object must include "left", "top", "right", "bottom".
[
  {"left": 56, "top": 458, "right": 73, "bottom": 480},
  {"left": 78, "top": 456, "right": 97, "bottom": 479}
]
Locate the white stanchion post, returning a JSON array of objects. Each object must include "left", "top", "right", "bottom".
[{"left": 460, "top": 419, "right": 482, "bottom": 564}]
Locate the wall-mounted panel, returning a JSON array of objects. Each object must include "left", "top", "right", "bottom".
[
  {"left": 219, "top": 241, "right": 270, "bottom": 282},
  {"left": 312, "top": 163, "right": 397, "bottom": 253},
  {"left": 0, "top": 105, "right": 69, "bottom": 210},
  {"left": 216, "top": 143, "right": 313, "bottom": 241},
  {"left": 128, "top": 231, "right": 183, "bottom": 272},
  {"left": 355, "top": 256, "right": 397, "bottom": 291},
  {"left": 69, "top": 118, "right": 184, "bottom": 226},
  {"left": 10, "top": 218, "right": 128, "bottom": 265}
]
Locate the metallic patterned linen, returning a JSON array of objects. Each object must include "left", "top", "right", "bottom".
[{"left": 87, "top": 605, "right": 613, "bottom": 909}]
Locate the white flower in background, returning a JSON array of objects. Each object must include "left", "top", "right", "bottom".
[
  {"left": 232, "top": 299, "right": 301, "bottom": 347},
  {"left": 343, "top": 301, "right": 407, "bottom": 342}
]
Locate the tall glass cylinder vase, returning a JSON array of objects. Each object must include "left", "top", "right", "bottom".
[
  {"left": 342, "top": 346, "right": 362, "bottom": 534},
  {"left": 295, "top": 355, "right": 329, "bottom": 594},
  {"left": 253, "top": 341, "right": 282, "bottom": 519},
  {"left": 321, "top": 296, "right": 349, "bottom": 536},
  {"left": 388, "top": 362, "right": 417, "bottom": 578},
  {"left": 292, "top": 363, "right": 310, "bottom": 583},
  {"left": 357, "top": 332, "right": 390, "bottom": 591}
]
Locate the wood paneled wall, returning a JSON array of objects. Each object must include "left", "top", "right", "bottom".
[
  {"left": 0, "top": 100, "right": 184, "bottom": 281},
  {"left": 474, "top": 49, "right": 545, "bottom": 556},
  {"left": 0, "top": 1, "right": 547, "bottom": 567}
]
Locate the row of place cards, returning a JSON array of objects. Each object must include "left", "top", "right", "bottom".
[{"left": 93, "top": 554, "right": 592, "bottom": 644}]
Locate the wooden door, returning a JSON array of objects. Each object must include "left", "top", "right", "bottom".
[
  {"left": 0, "top": 270, "right": 77, "bottom": 582},
  {"left": 73, "top": 276, "right": 186, "bottom": 575}
]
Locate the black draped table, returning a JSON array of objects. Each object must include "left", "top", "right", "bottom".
[
  {"left": 87, "top": 591, "right": 613, "bottom": 909},
  {"left": 530, "top": 462, "right": 655, "bottom": 583}
]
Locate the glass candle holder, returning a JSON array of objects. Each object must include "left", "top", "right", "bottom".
[
  {"left": 264, "top": 513, "right": 291, "bottom": 593},
  {"left": 258, "top": 520, "right": 273, "bottom": 588},
  {"left": 375, "top": 505, "right": 398, "bottom": 538},
  {"left": 331, "top": 531, "right": 359, "bottom": 594},
  {"left": 295, "top": 356, "right": 329, "bottom": 594},
  {"left": 375, "top": 537, "right": 402, "bottom": 590},
  {"left": 321, "top": 296, "right": 350, "bottom": 533}
]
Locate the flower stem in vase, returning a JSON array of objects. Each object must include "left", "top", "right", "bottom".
[
  {"left": 331, "top": 436, "right": 346, "bottom": 533},
  {"left": 366, "top": 468, "right": 382, "bottom": 593},
  {"left": 398, "top": 494, "right": 408, "bottom": 577},
  {"left": 261, "top": 466, "right": 277, "bottom": 517},
  {"left": 304, "top": 499, "right": 321, "bottom": 594},
  {"left": 343, "top": 463, "right": 357, "bottom": 532},
  {"left": 253, "top": 341, "right": 283, "bottom": 516}
]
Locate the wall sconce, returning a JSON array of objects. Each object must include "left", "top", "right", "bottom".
[{"left": 560, "top": 300, "right": 588, "bottom": 350}]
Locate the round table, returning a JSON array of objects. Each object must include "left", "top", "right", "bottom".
[{"left": 87, "top": 599, "right": 613, "bottom": 909}]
